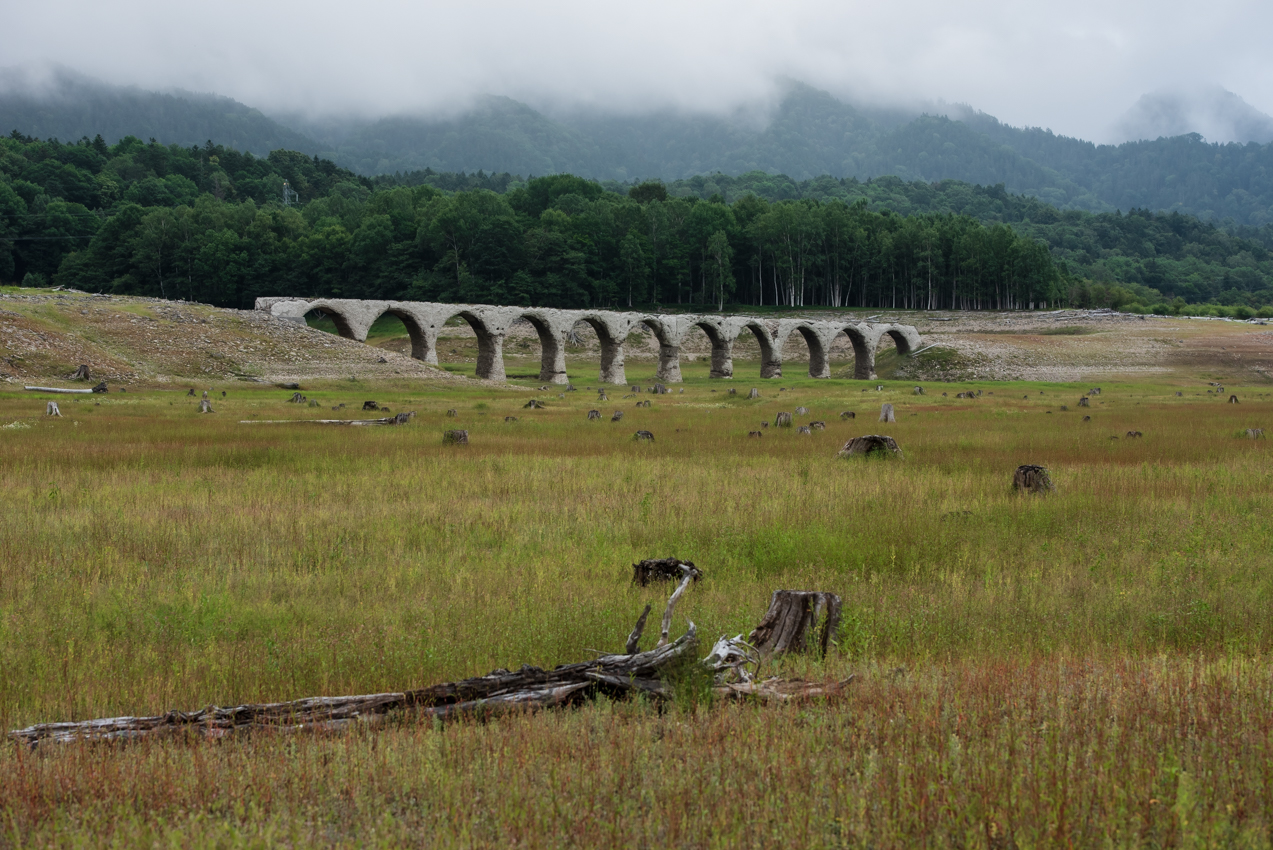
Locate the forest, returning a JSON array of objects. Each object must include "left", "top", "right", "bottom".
[{"left": 3, "top": 131, "right": 1272, "bottom": 315}]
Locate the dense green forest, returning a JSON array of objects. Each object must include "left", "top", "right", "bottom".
[{"left": 3, "top": 132, "right": 1273, "bottom": 316}]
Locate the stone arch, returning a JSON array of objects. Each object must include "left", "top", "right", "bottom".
[
  {"left": 686, "top": 319, "right": 734, "bottom": 379},
  {"left": 636, "top": 317, "right": 682, "bottom": 383},
  {"left": 780, "top": 323, "right": 831, "bottom": 379},
  {"left": 883, "top": 326, "right": 919, "bottom": 355},
  {"left": 368, "top": 305, "right": 431, "bottom": 361},
  {"left": 833, "top": 325, "right": 875, "bottom": 380},
  {"left": 437, "top": 307, "right": 508, "bottom": 381},
  {"left": 306, "top": 301, "right": 360, "bottom": 340},
  {"left": 575, "top": 313, "right": 631, "bottom": 385},
  {"left": 737, "top": 321, "right": 781, "bottom": 378},
  {"left": 518, "top": 310, "right": 570, "bottom": 384}
]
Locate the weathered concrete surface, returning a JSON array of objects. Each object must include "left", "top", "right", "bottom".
[{"left": 255, "top": 297, "right": 922, "bottom": 385}]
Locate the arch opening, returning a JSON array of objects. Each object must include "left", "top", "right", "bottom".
[
  {"left": 517, "top": 314, "right": 568, "bottom": 383},
  {"left": 830, "top": 326, "right": 871, "bottom": 379},
  {"left": 884, "top": 328, "right": 914, "bottom": 356},
  {"left": 783, "top": 325, "right": 830, "bottom": 379},
  {"left": 576, "top": 316, "right": 627, "bottom": 384},
  {"left": 305, "top": 307, "right": 356, "bottom": 340},
  {"left": 740, "top": 322, "right": 780, "bottom": 378},
  {"left": 432, "top": 310, "right": 506, "bottom": 380},
  {"left": 369, "top": 308, "right": 429, "bottom": 361},
  {"left": 686, "top": 321, "right": 732, "bottom": 379}
]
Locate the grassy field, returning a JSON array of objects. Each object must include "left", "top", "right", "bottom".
[{"left": 2, "top": 365, "right": 1272, "bottom": 846}]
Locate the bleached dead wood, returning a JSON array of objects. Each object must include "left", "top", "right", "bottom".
[
  {"left": 25, "top": 386, "right": 93, "bottom": 394},
  {"left": 240, "top": 414, "right": 414, "bottom": 426}
]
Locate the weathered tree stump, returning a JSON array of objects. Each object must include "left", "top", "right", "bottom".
[
  {"left": 747, "top": 590, "right": 842, "bottom": 658},
  {"left": 810, "top": 421, "right": 825, "bottom": 430},
  {"left": 91, "top": 381, "right": 107, "bottom": 393},
  {"left": 1230, "top": 395, "right": 1239, "bottom": 404},
  {"left": 362, "top": 401, "right": 379, "bottom": 411},
  {"left": 68, "top": 364, "right": 91, "bottom": 381},
  {"left": 587, "top": 409, "right": 601, "bottom": 420},
  {"left": 636, "top": 400, "right": 650, "bottom": 408},
  {"left": 504, "top": 416, "right": 518, "bottom": 422},
  {"left": 748, "top": 431, "right": 763, "bottom": 438},
  {"left": 1012, "top": 464, "right": 1054, "bottom": 494},
  {"left": 840, "top": 411, "right": 856, "bottom": 420},
  {"left": 198, "top": 399, "right": 214, "bottom": 413},
  {"left": 187, "top": 387, "right": 196, "bottom": 397},
  {"left": 1082, "top": 415, "right": 1092, "bottom": 422},
  {"left": 443, "top": 429, "right": 468, "bottom": 445},
  {"left": 913, "top": 386, "right": 924, "bottom": 395},
  {"left": 633, "top": 430, "right": 655, "bottom": 441},
  {"left": 1175, "top": 391, "right": 1183, "bottom": 397},
  {"left": 652, "top": 384, "right": 669, "bottom": 395},
  {"left": 795, "top": 406, "right": 809, "bottom": 415},
  {"left": 797, "top": 425, "right": 812, "bottom": 435},
  {"left": 1090, "top": 387, "right": 1101, "bottom": 395},
  {"left": 393, "top": 412, "right": 415, "bottom": 424},
  {"left": 45, "top": 401, "right": 61, "bottom": 417},
  {"left": 631, "top": 558, "right": 701, "bottom": 587},
  {"left": 876, "top": 385, "right": 884, "bottom": 391},
  {"left": 774, "top": 412, "right": 793, "bottom": 427},
  {"left": 1060, "top": 404, "right": 1069, "bottom": 411},
  {"left": 1244, "top": 428, "right": 1264, "bottom": 439},
  {"left": 1078, "top": 397, "right": 1090, "bottom": 407},
  {"left": 1126, "top": 430, "right": 1143, "bottom": 438},
  {"left": 598, "top": 391, "right": 608, "bottom": 401},
  {"left": 956, "top": 391, "right": 971, "bottom": 399},
  {"left": 446, "top": 409, "right": 458, "bottom": 417},
  {"left": 879, "top": 403, "right": 896, "bottom": 422},
  {"left": 761, "top": 421, "right": 769, "bottom": 428},
  {"left": 308, "top": 399, "right": 320, "bottom": 408},
  {"left": 524, "top": 399, "right": 545, "bottom": 409},
  {"left": 748, "top": 388, "right": 760, "bottom": 399},
  {"left": 609, "top": 410, "right": 624, "bottom": 422},
  {"left": 728, "top": 388, "right": 737, "bottom": 395},
  {"left": 837, "top": 435, "right": 903, "bottom": 459}
]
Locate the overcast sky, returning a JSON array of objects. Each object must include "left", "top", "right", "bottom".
[{"left": 6, "top": 0, "right": 1272, "bottom": 141}]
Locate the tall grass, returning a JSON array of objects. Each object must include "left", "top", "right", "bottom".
[{"left": 1, "top": 374, "right": 1271, "bottom": 844}]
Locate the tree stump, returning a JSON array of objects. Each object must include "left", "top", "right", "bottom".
[
  {"left": 524, "top": 399, "right": 545, "bottom": 409},
  {"left": 1126, "top": 430, "right": 1142, "bottom": 438},
  {"left": 362, "top": 401, "right": 379, "bottom": 411},
  {"left": 1060, "top": 405, "right": 1069, "bottom": 411},
  {"left": 748, "top": 388, "right": 760, "bottom": 399},
  {"left": 879, "top": 403, "right": 896, "bottom": 422},
  {"left": 91, "top": 381, "right": 107, "bottom": 394},
  {"left": 1229, "top": 395, "right": 1239, "bottom": 404},
  {"left": 1082, "top": 415, "right": 1091, "bottom": 422},
  {"left": 797, "top": 425, "right": 812, "bottom": 434},
  {"left": 747, "top": 590, "right": 842, "bottom": 658},
  {"left": 631, "top": 558, "right": 701, "bottom": 587},
  {"left": 633, "top": 430, "right": 654, "bottom": 441},
  {"left": 761, "top": 421, "right": 769, "bottom": 428},
  {"left": 587, "top": 409, "right": 601, "bottom": 420},
  {"left": 443, "top": 430, "right": 468, "bottom": 445},
  {"left": 1246, "top": 428, "right": 1265, "bottom": 439},
  {"left": 69, "top": 365, "right": 91, "bottom": 381},
  {"left": 393, "top": 412, "right": 415, "bottom": 424},
  {"left": 913, "top": 386, "right": 924, "bottom": 395},
  {"left": 1078, "top": 397, "right": 1090, "bottom": 407},
  {"left": 1175, "top": 391, "right": 1183, "bottom": 397},
  {"left": 876, "top": 385, "right": 884, "bottom": 391},
  {"left": 795, "top": 406, "right": 809, "bottom": 415},
  {"left": 308, "top": 399, "right": 320, "bottom": 407},
  {"left": 198, "top": 399, "right": 214, "bottom": 413},
  {"left": 289, "top": 392, "right": 306, "bottom": 403},
  {"left": 837, "top": 435, "right": 903, "bottom": 459},
  {"left": 840, "top": 411, "right": 856, "bottom": 420},
  {"left": 748, "top": 431, "right": 763, "bottom": 438},
  {"left": 1012, "top": 464, "right": 1053, "bottom": 494},
  {"left": 598, "top": 391, "right": 608, "bottom": 401},
  {"left": 45, "top": 401, "right": 61, "bottom": 417},
  {"left": 774, "top": 412, "right": 793, "bottom": 427},
  {"left": 187, "top": 388, "right": 196, "bottom": 397},
  {"left": 446, "top": 409, "right": 458, "bottom": 417},
  {"left": 728, "top": 388, "right": 737, "bottom": 395},
  {"left": 611, "top": 411, "right": 624, "bottom": 422},
  {"left": 654, "top": 384, "right": 669, "bottom": 395},
  {"left": 504, "top": 416, "right": 518, "bottom": 422},
  {"left": 810, "top": 421, "right": 825, "bottom": 430}
]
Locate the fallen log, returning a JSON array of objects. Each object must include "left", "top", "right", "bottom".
[
  {"left": 24, "top": 386, "right": 94, "bottom": 394},
  {"left": 240, "top": 414, "right": 415, "bottom": 426}
]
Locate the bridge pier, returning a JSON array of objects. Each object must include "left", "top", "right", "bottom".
[{"left": 709, "top": 338, "right": 734, "bottom": 379}]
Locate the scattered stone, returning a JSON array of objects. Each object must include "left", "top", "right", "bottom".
[
  {"left": 442, "top": 429, "right": 468, "bottom": 445},
  {"left": 1012, "top": 464, "right": 1054, "bottom": 494},
  {"left": 633, "top": 430, "right": 655, "bottom": 442},
  {"left": 837, "top": 435, "right": 903, "bottom": 459},
  {"left": 879, "top": 403, "right": 896, "bottom": 423},
  {"left": 587, "top": 409, "right": 601, "bottom": 420},
  {"left": 774, "top": 412, "right": 793, "bottom": 428}
]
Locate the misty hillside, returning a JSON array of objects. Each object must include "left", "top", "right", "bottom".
[
  {"left": 0, "top": 67, "right": 321, "bottom": 157},
  {"left": 6, "top": 72, "right": 1273, "bottom": 228},
  {"left": 1114, "top": 86, "right": 1273, "bottom": 145}
]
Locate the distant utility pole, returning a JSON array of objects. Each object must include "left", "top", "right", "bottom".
[{"left": 282, "top": 181, "right": 300, "bottom": 207}]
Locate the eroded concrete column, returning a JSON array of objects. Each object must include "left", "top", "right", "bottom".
[
  {"left": 599, "top": 337, "right": 626, "bottom": 385},
  {"left": 655, "top": 342, "right": 683, "bottom": 383},
  {"left": 709, "top": 338, "right": 734, "bottom": 378}
]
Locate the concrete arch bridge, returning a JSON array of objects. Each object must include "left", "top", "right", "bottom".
[{"left": 256, "top": 297, "right": 922, "bottom": 385}]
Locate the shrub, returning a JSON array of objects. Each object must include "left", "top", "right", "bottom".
[
  {"left": 1257, "top": 306, "right": 1273, "bottom": 319},
  {"left": 1233, "top": 305, "right": 1256, "bottom": 320}
]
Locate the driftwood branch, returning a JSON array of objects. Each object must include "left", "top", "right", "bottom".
[
  {"left": 658, "top": 565, "right": 696, "bottom": 648},
  {"left": 240, "top": 413, "right": 415, "bottom": 427},
  {"left": 626, "top": 603, "right": 652, "bottom": 654}
]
